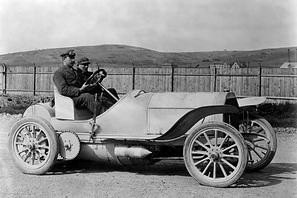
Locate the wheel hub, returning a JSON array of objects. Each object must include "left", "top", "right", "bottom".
[
  {"left": 209, "top": 147, "right": 222, "bottom": 162},
  {"left": 28, "top": 139, "right": 37, "bottom": 150},
  {"left": 28, "top": 143, "right": 35, "bottom": 150},
  {"left": 58, "top": 131, "right": 80, "bottom": 160},
  {"left": 210, "top": 151, "right": 219, "bottom": 160}
]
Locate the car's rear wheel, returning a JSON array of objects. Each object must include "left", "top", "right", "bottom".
[
  {"left": 239, "top": 114, "right": 277, "bottom": 171},
  {"left": 183, "top": 122, "right": 247, "bottom": 187},
  {"left": 8, "top": 116, "right": 58, "bottom": 174}
]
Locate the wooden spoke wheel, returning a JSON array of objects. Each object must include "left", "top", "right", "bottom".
[
  {"left": 239, "top": 114, "right": 277, "bottom": 171},
  {"left": 9, "top": 116, "right": 58, "bottom": 175},
  {"left": 183, "top": 122, "right": 247, "bottom": 187}
]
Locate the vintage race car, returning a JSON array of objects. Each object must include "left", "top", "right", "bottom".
[{"left": 8, "top": 70, "right": 277, "bottom": 187}]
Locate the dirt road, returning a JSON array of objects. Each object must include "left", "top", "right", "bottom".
[{"left": 0, "top": 114, "right": 296, "bottom": 198}]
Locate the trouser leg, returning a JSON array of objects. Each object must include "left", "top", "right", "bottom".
[
  {"left": 72, "top": 93, "right": 98, "bottom": 114},
  {"left": 72, "top": 93, "right": 112, "bottom": 115}
]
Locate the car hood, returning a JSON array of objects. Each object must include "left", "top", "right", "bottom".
[{"left": 93, "top": 90, "right": 238, "bottom": 138}]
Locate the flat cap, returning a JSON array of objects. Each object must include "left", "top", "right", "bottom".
[
  {"left": 60, "top": 49, "right": 76, "bottom": 58},
  {"left": 77, "top": 57, "right": 90, "bottom": 65}
]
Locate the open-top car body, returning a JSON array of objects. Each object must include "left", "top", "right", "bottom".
[{"left": 8, "top": 70, "right": 277, "bottom": 187}]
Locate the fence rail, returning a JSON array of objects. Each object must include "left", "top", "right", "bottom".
[{"left": 0, "top": 64, "right": 296, "bottom": 101}]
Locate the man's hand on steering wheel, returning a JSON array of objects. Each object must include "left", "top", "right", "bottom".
[
  {"left": 79, "top": 81, "right": 90, "bottom": 94},
  {"left": 85, "top": 69, "right": 107, "bottom": 86}
]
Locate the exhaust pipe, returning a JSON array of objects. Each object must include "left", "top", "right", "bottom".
[{"left": 114, "top": 146, "right": 152, "bottom": 158}]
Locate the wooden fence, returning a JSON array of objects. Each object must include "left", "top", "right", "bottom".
[{"left": 0, "top": 63, "right": 297, "bottom": 101}]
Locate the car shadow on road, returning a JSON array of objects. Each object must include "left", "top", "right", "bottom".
[
  {"left": 49, "top": 160, "right": 297, "bottom": 188},
  {"left": 47, "top": 159, "right": 123, "bottom": 175},
  {"left": 232, "top": 163, "right": 297, "bottom": 188},
  {"left": 48, "top": 159, "right": 189, "bottom": 176}
]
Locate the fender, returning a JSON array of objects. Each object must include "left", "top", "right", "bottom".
[
  {"left": 237, "top": 97, "right": 266, "bottom": 108},
  {"left": 154, "top": 105, "right": 239, "bottom": 142},
  {"left": 23, "top": 103, "right": 55, "bottom": 122}
]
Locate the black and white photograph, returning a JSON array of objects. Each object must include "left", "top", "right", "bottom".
[{"left": 0, "top": 0, "right": 296, "bottom": 197}]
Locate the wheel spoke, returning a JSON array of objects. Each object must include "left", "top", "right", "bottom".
[
  {"left": 253, "top": 137, "right": 270, "bottom": 143},
  {"left": 37, "top": 145, "right": 49, "bottom": 150},
  {"left": 218, "top": 135, "right": 229, "bottom": 149},
  {"left": 23, "top": 151, "right": 32, "bottom": 162},
  {"left": 213, "top": 162, "right": 217, "bottom": 179},
  {"left": 222, "top": 143, "right": 237, "bottom": 152},
  {"left": 192, "top": 150, "right": 208, "bottom": 155},
  {"left": 203, "top": 133, "right": 213, "bottom": 147},
  {"left": 34, "top": 150, "right": 42, "bottom": 164},
  {"left": 252, "top": 126, "right": 264, "bottom": 134},
  {"left": 194, "top": 140, "right": 210, "bottom": 151},
  {"left": 37, "top": 137, "right": 48, "bottom": 144},
  {"left": 221, "top": 158, "right": 236, "bottom": 170},
  {"left": 254, "top": 144, "right": 268, "bottom": 151},
  {"left": 30, "top": 152, "right": 35, "bottom": 165},
  {"left": 193, "top": 156, "right": 206, "bottom": 160},
  {"left": 194, "top": 157, "right": 209, "bottom": 166},
  {"left": 222, "top": 154, "right": 239, "bottom": 159},
  {"left": 251, "top": 148, "right": 263, "bottom": 159},
  {"left": 18, "top": 148, "right": 29, "bottom": 155},
  {"left": 248, "top": 150, "right": 254, "bottom": 163},
  {"left": 219, "top": 162, "right": 228, "bottom": 177},
  {"left": 23, "top": 127, "right": 31, "bottom": 135},
  {"left": 32, "top": 126, "right": 37, "bottom": 139},
  {"left": 38, "top": 149, "right": 47, "bottom": 159},
  {"left": 25, "top": 127, "right": 33, "bottom": 139},
  {"left": 192, "top": 150, "right": 208, "bottom": 160},
  {"left": 214, "top": 130, "right": 218, "bottom": 147},
  {"left": 16, "top": 141, "right": 26, "bottom": 146},
  {"left": 202, "top": 161, "right": 212, "bottom": 175},
  {"left": 36, "top": 131, "right": 43, "bottom": 141},
  {"left": 19, "top": 133, "right": 30, "bottom": 144}
]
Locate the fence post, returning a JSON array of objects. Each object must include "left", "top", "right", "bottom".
[
  {"left": 132, "top": 66, "right": 135, "bottom": 90},
  {"left": 0, "top": 63, "right": 4, "bottom": 94},
  {"left": 33, "top": 64, "right": 36, "bottom": 95},
  {"left": 258, "top": 63, "right": 262, "bottom": 96},
  {"left": 171, "top": 64, "right": 175, "bottom": 92},
  {"left": 4, "top": 63, "right": 7, "bottom": 94},
  {"left": 214, "top": 68, "right": 217, "bottom": 92}
]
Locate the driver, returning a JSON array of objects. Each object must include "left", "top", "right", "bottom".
[{"left": 53, "top": 49, "right": 114, "bottom": 115}]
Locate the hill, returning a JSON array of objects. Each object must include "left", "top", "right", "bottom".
[{"left": 0, "top": 45, "right": 296, "bottom": 68}]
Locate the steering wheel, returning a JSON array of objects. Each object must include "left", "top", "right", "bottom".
[
  {"left": 84, "top": 69, "right": 118, "bottom": 102},
  {"left": 85, "top": 69, "right": 107, "bottom": 86}
]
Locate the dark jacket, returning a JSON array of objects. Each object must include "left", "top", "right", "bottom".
[
  {"left": 53, "top": 65, "right": 84, "bottom": 97},
  {"left": 77, "top": 68, "right": 93, "bottom": 82},
  {"left": 77, "top": 68, "right": 101, "bottom": 94}
]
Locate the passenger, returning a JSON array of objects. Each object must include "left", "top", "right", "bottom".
[
  {"left": 53, "top": 49, "right": 115, "bottom": 115},
  {"left": 76, "top": 56, "right": 119, "bottom": 103},
  {"left": 76, "top": 56, "right": 93, "bottom": 81}
]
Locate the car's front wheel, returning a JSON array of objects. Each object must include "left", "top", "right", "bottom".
[
  {"left": 8, "top": 116, "right": 58, "bottom": 174},
  {"left": 183, "top": 122, "right": 247, "bottom": 187}
]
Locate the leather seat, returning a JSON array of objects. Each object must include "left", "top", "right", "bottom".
[{"left": 53, "top": 84, "right": 93, "bottom": 120}]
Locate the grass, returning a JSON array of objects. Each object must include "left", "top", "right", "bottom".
[
  {"left": 0, "top": 95, "right": 296, "bottom": 128},
  {"left": 257, "top": 102, "right": 297, "bottom": 128},
  {"left": 0, "top": 95, "right": 53, "bottom": 115}
]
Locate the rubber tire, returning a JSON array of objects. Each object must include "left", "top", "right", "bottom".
[
  {"left": 183, "top": 121, "right": 247, "bottom": 188},
  {"left": 239, "top": 114, "right": 277, "bottom": 171},
  {"left": 8, "top": 116, "right": 58, "bottom": 175}
]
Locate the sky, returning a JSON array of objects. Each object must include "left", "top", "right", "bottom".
[{"left": 0, "top": 0, "right": 296, "bottom": 54}]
